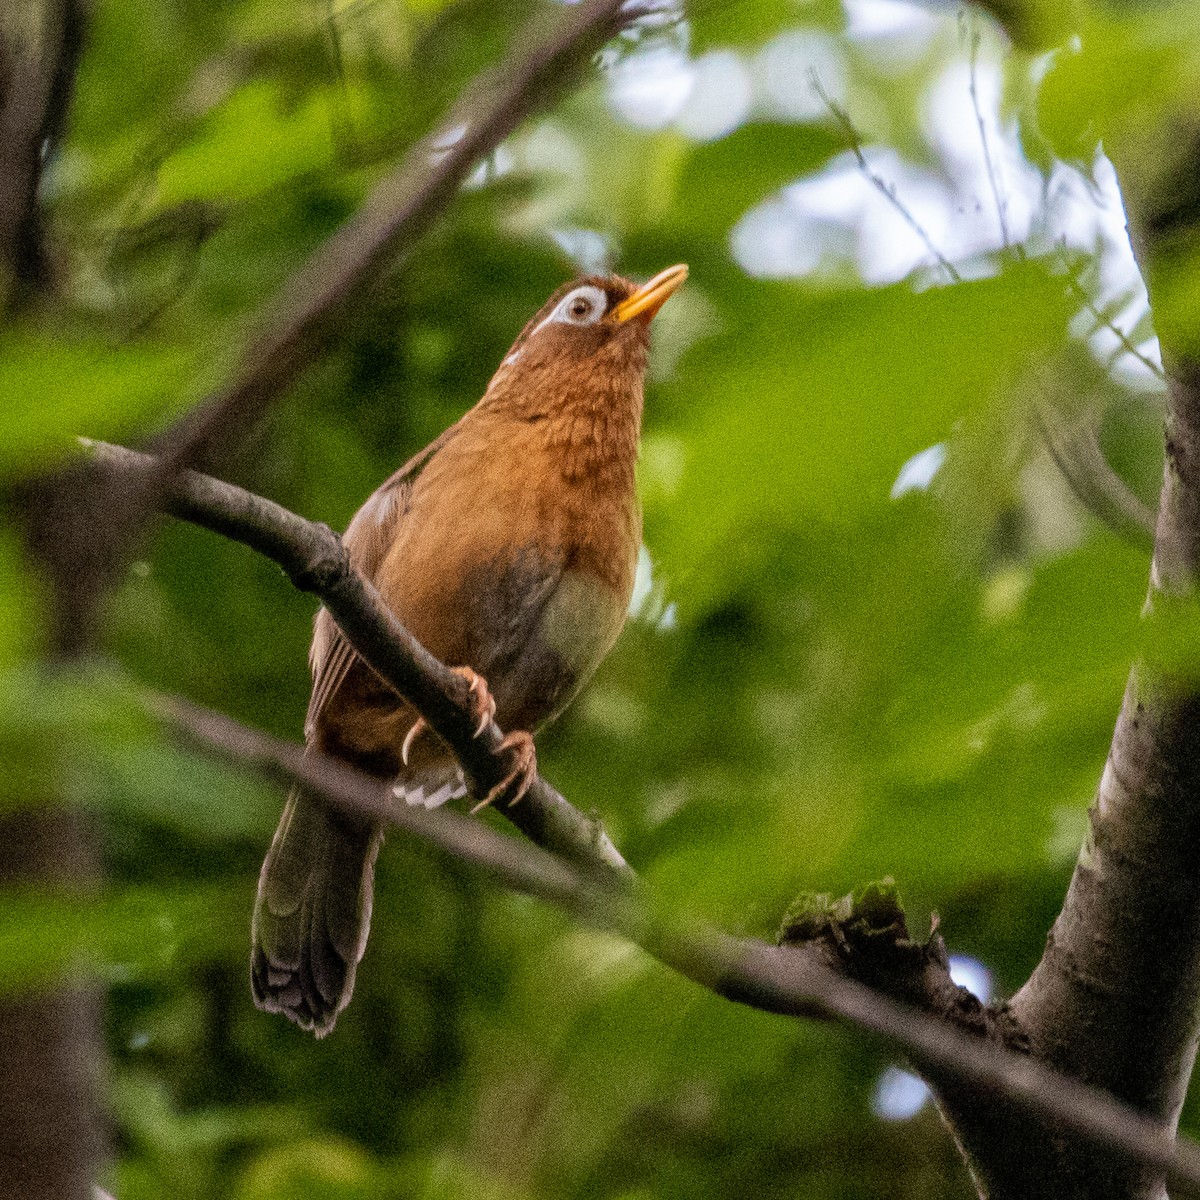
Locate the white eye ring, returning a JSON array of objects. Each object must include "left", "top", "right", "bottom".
[{"left": 546, "top": 284, "right": 608, "bottom": 329}]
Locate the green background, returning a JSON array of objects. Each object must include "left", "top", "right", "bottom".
[{"left": 2, "top": 0, "right": 1192, "bottom": 1196}]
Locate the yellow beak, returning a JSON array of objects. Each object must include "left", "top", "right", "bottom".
[{"left": 610, "top": 263, "right": 689, "bottom": 324}]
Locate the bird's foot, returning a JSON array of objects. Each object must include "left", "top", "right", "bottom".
[
  {"left": 454, "top": 666, "right": 497, "bottom": 737},
  {"left": 401, "top": 666, "right": 496, "bottom": 766},
  {"left": 471, "top": 731, "right": 537, "bottom": 814}
]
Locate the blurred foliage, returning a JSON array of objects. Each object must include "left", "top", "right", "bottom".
[{"left": 4, "top": 0, "right": 1200, "bottom": 1196}]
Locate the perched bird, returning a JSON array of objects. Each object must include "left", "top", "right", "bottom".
[{"left": 251, "top": 263, "right": 688, "bottom": 1035}]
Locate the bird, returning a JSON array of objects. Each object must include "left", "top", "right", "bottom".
[{"left": 251, "top": 263, "right": 688, "bottom": 1036}]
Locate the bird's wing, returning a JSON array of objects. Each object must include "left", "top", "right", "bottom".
[
  {"left": 304, "top": 614, "right": 357, "bottom": 741},
  {"left": 305, "top": 422, "right": 465, "bottom": 738}
]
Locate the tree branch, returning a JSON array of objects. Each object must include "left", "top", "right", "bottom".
[
  {"left": 82, "top": 437, "right": 632, "bottom": 882},
  {"left": 0, "top": 0, "right": 88, "bottom": 306},
  {"left": 150, "top": 0, "right": 644, "bottom": 475},
  {"left": 164, "top": 695, "right": 595, "bottom": 909},
  {"left": 29, "top": 0, "right": 643, "bottom": 671},
  {"left": 165, "top": 694, "right": 1200, "bottom": 1198},
  {"left": 18, "top": 0, "right": 642, "bottom": 656}
]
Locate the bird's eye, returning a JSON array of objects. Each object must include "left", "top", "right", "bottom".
[{"left": 550, "top": 284, "right": 607, "bottom": 328}]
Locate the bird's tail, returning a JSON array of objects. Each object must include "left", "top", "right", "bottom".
[{"left": 251, "top": 784, "right": 382, "bottom": 1037}]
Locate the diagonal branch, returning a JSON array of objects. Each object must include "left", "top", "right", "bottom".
[
  {"left": 151, "top": 0, "right": 644, "bottom": 474},
  {"left": 26, "top": 0, "right": 644, "bottom": 657},
  {"left": 18, "top": 0, "right": 644, "bottom": 667},
  {"left": 42, "top": 0, "right": 642, "bottom": 676},
  {"left": 167, "top": 694, "right": 1200, "bottom": 1197},
  {"left": 82, "top": 436, "right": 632, "bottom": 881},
  {"left": 165, "top": 695, "right": 592, "bottom": 909}
]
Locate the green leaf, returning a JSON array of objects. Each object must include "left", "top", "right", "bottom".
[
  {"left": 689, "top": 0, "right": 845, "bottom": 52},
  {"left": 0, "top": 334, "right": 194, "bottom": 471},
  {"left": 0, "top": 884, "right": 242, "bottom": 993},
  {"left": 114, "top": 1073, "right": 307, "bottom": 1157},
  {"left": 234, "top": 1139, "right": 379, "bottom": 1200},
  {"left": 96, "top": 735, "right": 279, "bottom": 841},
  {"left": 156, "top": 81, "right": 345, "bottom": 207},
  {"left": 0, "top": 665, "right": 145, "bottom": 811},
  {"left": 675, "top": 122, "right": 842, "bottom": 236},
  {"left": 1036, "top": 7, "right": 1200, "bottom": 162},
  {"left": 650, "top": 261, "right": 1073, "bottom": 609}
]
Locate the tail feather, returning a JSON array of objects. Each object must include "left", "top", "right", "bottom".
[{"left": 252, "top": 786, "right": 381, "bottom": 1037}]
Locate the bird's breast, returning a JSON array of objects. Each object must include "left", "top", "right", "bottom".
[
  {"left": 532, "top": 566, "right": 630, "bottom": 707},
  {"left": 371, "top": 411, "right": 640, "bottom": 730}
]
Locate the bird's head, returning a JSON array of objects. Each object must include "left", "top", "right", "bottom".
[{"left": 483, "top": 264, "right": 688, "bottom": 417}]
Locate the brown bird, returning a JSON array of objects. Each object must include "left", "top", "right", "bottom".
[{"left": 251, "top": 263, "right": 688, "bottom": 1035}]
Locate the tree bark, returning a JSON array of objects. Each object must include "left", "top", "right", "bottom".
[
  {"left": 0, "top": 810, "right": 102, "bottom": 1200},
  {"left": 932, "top": 13, "right": 1200, "bottom": 1197},
  {"left": 0, "top": 0, "right": 87, "bottom": 306},
  {"left": 0, "top": 4, "right": 103, "bottom": 1198}
]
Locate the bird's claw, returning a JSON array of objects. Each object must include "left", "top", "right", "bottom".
[
  {"left": 470, "top": 731, "right": 537, "bottom": 814},
  {"left": 401, "top": 667, "right": 496, "bottom": 766},
  {"left": 454, "top": 666, "right": 496, "bottom": 739},
  {"left": 400, "top": 717, "right": 427, "bottom": 766}
]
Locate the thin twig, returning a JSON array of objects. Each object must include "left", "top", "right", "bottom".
[
  {"left": 809, "top": 71, "right": 963, "bottom": 285},
  {"left": 1059, "top": 246, "right": 1165, "bottom": 381},
  {"left": 962, "top": 12, "right": 1012, "bottom": 251},
  {"left": 151, "top": 0, "right": 645, "bottom": 474}
]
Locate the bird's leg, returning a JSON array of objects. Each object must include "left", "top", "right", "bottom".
[
  {"left": 470, "top": 731, "right": 537, "bottom": 813},
  {"left": 402, "top": 666, "right": 496, "bottom": 766}
]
